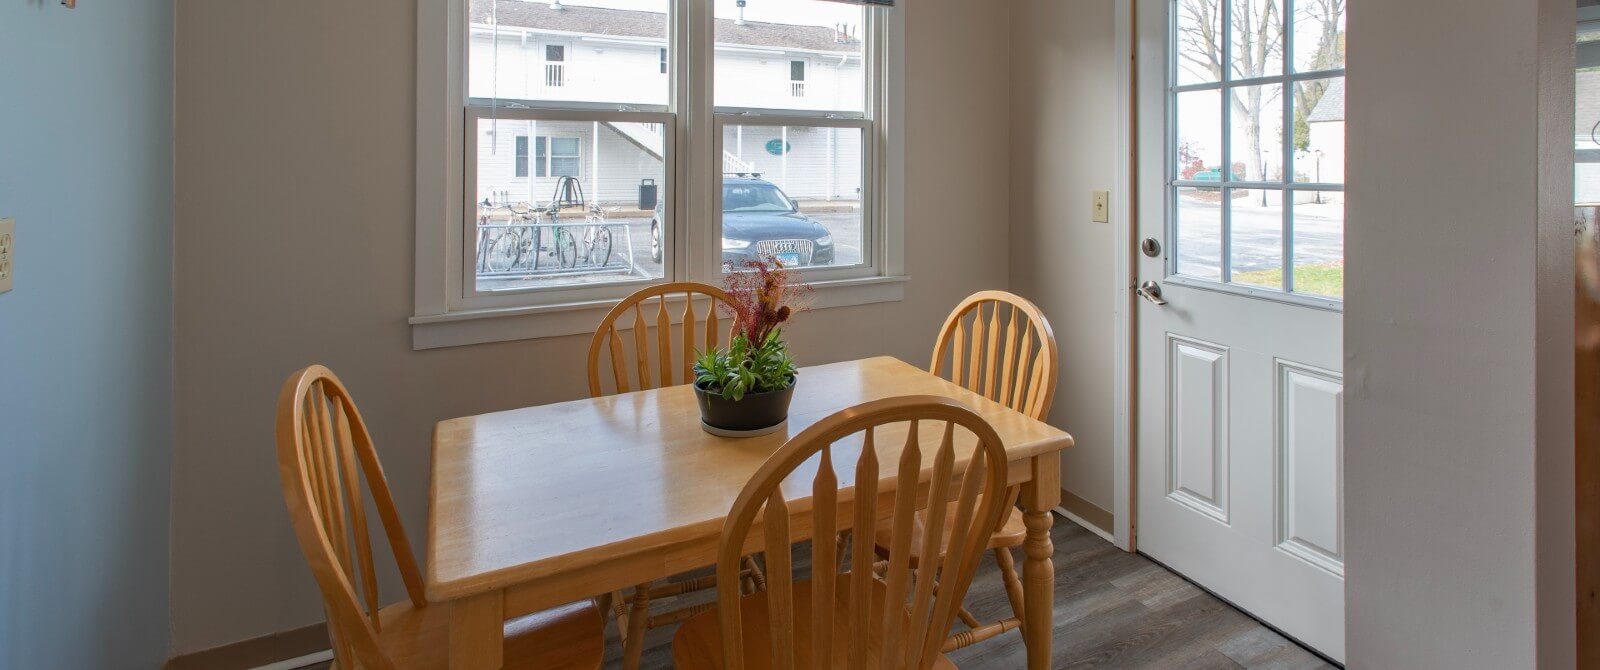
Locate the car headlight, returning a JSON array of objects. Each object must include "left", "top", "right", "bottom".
[
  {"left": 816, "top": 234, "right": 833, "bottom": 246},
  {"left": 722, "top": 237, "right": 752, "bottom": 250}
]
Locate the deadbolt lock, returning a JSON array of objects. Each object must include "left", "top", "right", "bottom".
[{"left": 1141, "top": 238, "right": 1162, "bottom": 258}]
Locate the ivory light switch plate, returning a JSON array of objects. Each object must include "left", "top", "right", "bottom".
[
  {"left": 0, "top": 218, "right": 13, "bottom": 294},
  {"left": 1092, "top": 190, "right": 1110, "bottom": 223}
]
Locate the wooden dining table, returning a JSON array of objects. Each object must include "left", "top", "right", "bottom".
[{"left": 427, "top": 356, "right": 1075, "bottom": 669}]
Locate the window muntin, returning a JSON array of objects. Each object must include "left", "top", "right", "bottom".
[
  {"left": 1169, "top": 0, "right": 1346, "bottom": 302},
  {"left": 456, "top": 0, "right": 887, "bottom": 305}
]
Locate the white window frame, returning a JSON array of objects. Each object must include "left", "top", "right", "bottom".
[
  {"left": 414, "top": 0, "right": 905, "bottom": 349},
  {"left": 1165, "top": 0, "right": 1345, "bottom": 310}
]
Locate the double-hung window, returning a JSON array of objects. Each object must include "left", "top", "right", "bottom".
[
  {"left": 416, "top": 0, "right": 902, "bottom": 348},
  {"left": 1169, "top": 0, "right": 1347, "bottom": 302}
]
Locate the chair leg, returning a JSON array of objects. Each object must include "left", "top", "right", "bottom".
[
  {"left": 621, "top": 582, "right": 650, "bottom": 670},
  {"left": 995, "top": 545, "right": 1027, "bottom": 634}
]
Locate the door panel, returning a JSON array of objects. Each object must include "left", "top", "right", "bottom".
[
  {"left": 1167, "top": 335, "right": 1230, "bottom": 522},
  {"left": 1135, "top": 2, "right": 1346, "bottom": 656},
  {"left": 1276, "top": 361, "right": 1344, "bottom": 576}
]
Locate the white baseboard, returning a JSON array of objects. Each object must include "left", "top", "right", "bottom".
[
  {"left": 1054, "top": 506, "right": 1117, "bottom": 544},
  {"left": 251, "top": 649, "right": 333, "bottom": 670}
]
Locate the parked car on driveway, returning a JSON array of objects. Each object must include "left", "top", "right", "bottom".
[{"left": 649, "top": 176, "right": 835, "bottom": 270}]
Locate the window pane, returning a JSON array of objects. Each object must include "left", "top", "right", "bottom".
[
  {"left": 1175, "top": 186, "right": 1223, "bottom": 281},
  {"left": 515, "top": 136, "right": 529, "bottom": 178},
  {"left": 715, "top": 0, "right": 865, "bottom": 112},
  {"left": 1293, "top": 77, "right": 1343, "bottom": 184},
  {"left": 1230, "top": 0, "right": 1283, "bottom": 79},
  {"left": 1292, "top": 191, "right": 1344, "bottom": 298},
  {"left": 1229, "top": 188, "right": 1284, "bottom": 289},
  {"left": 473, "top": 117, "right": 667, "bottom": 291},
  {"left": 1293, "top": 0, "right": 1346, "bottom": 73},
  {"left": 1176, "top": 0, "right": 1223, "bottom": 85},
  {"left": 468, "top": 0, "right": 669, "bottom": 106},
  {"left": 1229, "top": 83, "right": 1284, "bottom": 182},
  {"left": 1177, "top": 89, "right": 1222, "bottom": 180},
  {"left": 720, "top": 124, "right": 862, "bottom": 272}
]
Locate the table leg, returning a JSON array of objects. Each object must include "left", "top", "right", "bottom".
[
  {"left": 1021, "top": 452, "right": 1060, "bottom": 670},
  {"left": 620, "top": 582, "right": 651, "bottom": 670},
  {"left": 450, "top": 590, "right": 504, "bottom": 669}
]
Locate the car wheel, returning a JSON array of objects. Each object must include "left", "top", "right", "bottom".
[{"left": 650, "top": 220, "right": 662, "bottom": 263}]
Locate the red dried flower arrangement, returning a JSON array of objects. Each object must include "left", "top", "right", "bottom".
[{"left": 722, "top": 255, "right": 812, "bottom": 346}]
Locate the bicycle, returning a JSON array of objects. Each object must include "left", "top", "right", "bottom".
[
  {"left": 544, "top": 177, "right": 614, "bottom": 269},
  {"left": 476, "top": 198, "right": 544, "bottom": 273}
]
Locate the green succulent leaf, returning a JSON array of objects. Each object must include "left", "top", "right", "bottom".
[{"left": 692, "top": 331, "right": 797, "bottom": 401}]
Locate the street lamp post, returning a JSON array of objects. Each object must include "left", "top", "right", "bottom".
[{"left": 1314, "top": 150, "right": 1325, "bottom": 204}]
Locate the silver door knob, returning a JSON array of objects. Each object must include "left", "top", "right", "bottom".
[{"left": 1137, "top": 281, "right": 1168, "bottom": 306}]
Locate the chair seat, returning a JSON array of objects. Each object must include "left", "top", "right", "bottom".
[
  {"left": 373, "top": 598, "right": 603, "bottom": 669},
  {"left": 873, "top": 499, "right": 1025, "bottom": 568},
  {"left": 672, "top": 573, "right": 958, "bottom": 669}
]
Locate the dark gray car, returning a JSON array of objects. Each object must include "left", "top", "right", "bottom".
[{"left": 649, "top": 177, "right": 835, "bottom": 270}]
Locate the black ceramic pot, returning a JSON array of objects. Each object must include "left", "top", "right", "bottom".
[{"left": 694, "top": 376, "right": 797, "bottom": 434}]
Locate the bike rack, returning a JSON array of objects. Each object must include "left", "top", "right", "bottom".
[{"left": 475, "top": 220, "right": 639, "bottom": 279}]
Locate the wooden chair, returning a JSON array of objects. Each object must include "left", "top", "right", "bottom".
[
  {"left": 671, "top": 395, "right": 1013, "bottom": 669},
  {"left": 872, "top": 290, "right": 1059, "bottom": 652},
  {"left": 276, "top": 365, "right": 603, "bottom": 669},
  {"left": 587, "top": 282, "right": 767, "bottom": 668},
  {"left": 588, "top": 281, "right": 738, "bottom": 397}
]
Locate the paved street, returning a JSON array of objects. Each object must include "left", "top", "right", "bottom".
[{"left": 1173, "top": 193, "right": 1345, "bottom": 281}]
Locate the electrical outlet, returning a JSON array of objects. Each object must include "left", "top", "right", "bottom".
[
  {"left": 1092, "top": 190, "right": 1110, "bottom": 223},
  {"left": 0, "top": 218, "right": 13, "bottom": 294}
]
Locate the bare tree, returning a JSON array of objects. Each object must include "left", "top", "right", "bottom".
[
  {"left": 1292, "top": 0, "right": 1346, "bottom": 153},
  {"left": 1178, "top": 0, "right": 1345, "bottom": 181}
]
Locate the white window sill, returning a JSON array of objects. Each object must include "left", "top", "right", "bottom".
[{"left": 409, "top": 275, "right": 909, "bottom": 350}]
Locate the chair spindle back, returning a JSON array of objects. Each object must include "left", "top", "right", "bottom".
[
  {"left": 929, "top": 291, "right": 1059, "bottom": 420},
  {"left": 588, "top": 282, "right": 738, "bottom": 397},
  {"left": 715, "top": 396, "right": 1011, "bottom": 670}
]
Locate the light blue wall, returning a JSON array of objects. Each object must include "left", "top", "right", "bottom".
[{"left": 0, "top": 1, "right": 174, "bottom": 668}]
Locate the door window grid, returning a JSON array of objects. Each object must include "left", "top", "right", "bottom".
[{"left": 1169, "top": 0, "right": 1345, "bottom": 299}]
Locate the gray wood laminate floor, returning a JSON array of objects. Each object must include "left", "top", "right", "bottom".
[
  {"left": 599, "top": 518, "right": 1332, "bottom": 669},
  {"left": 307, "top": 517, "right": 1333, "bottom": 669}
]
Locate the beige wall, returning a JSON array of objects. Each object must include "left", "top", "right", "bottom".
[
  {"left": 171, "top": 0, "right": 1011, "bottom": 654},
  {"left": 1343, "top": 0, "right": 1575, "bottom": 665},
  {"left": 1007, "top": 0, "right": 1120, "bottom": 522}
]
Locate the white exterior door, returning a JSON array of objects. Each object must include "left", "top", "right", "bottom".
[{"left": 1134, "top": 0, "right": 1347, "bottom": 661}]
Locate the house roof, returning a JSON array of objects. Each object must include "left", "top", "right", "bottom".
[
  {"left": 470, "top": 0, "right": 862, "bottom": 54},
  {"left": 1307, "top": 77, "right": 1344, "bottom": 123}
]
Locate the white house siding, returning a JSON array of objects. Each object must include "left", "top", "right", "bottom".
[
  {"left": 712, "top": 48, "right": 863, "bottom": 112},
  {"left": 476, "top": 119, "right": 664, "bottom": 207},
  {"left": 1580, "top": 162, "right": 1600, "bottom": 204},
  {"left": 722, "top": 124, "right": 862, "bottom": 201},
  {"left": 1304, "top": 121, "right": 1346, "bottom": 204},
  {"left": 477, "top": 120, "right": 860, "bottom": 206},
  {"left": 470, "top": 30, "right": 670, "bottom": 105},
  {"left": 470, "top": 20, "right": 864, "bottom": 206},
  {"left": 471, "top": 29, "right": 860, "bottom": 112}
]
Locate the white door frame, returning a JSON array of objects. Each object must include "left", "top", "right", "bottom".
[{"left": 1110, "top": 0, "right": 1137, "bottom": 552}]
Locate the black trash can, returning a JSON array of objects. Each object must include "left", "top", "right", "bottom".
[{"left": 638, "top": 178, "right": 658, "bottom": 211}]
